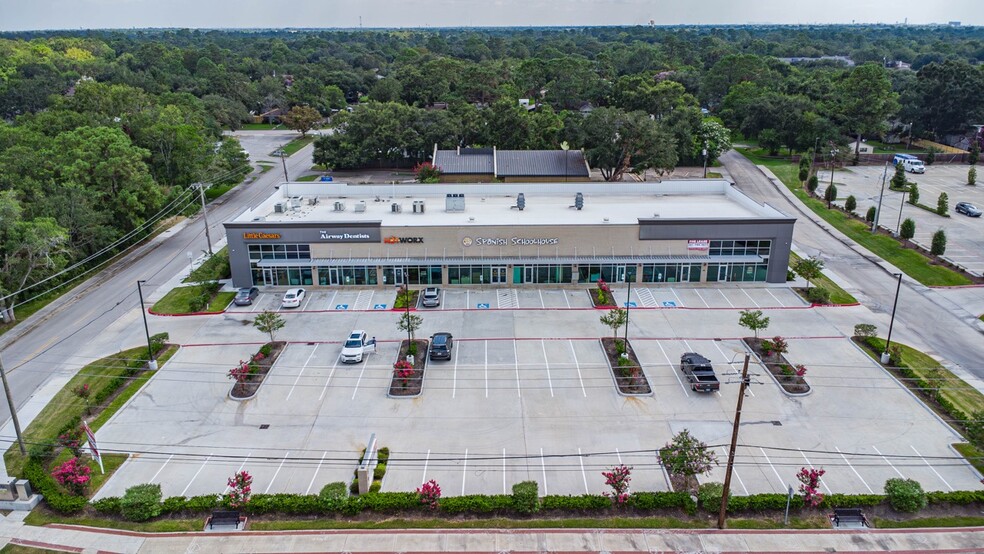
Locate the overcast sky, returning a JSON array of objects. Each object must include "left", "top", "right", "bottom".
[{"left": 0, "top": 0, "right": 980, "bottom": 31}]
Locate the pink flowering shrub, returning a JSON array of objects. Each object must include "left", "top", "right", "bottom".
[
  {"left": 52, "top": 457, "right": 91, "bottom": 496},
  {"left": 227, "top": 360, "right": 250, "bottom": 382},
  {"left": 794, "top": 364, "right": 808, "bottom": 377},
  {"left": 797, "top": 466, "right": 826, "bottom": 508},
  {"left": 416, "top": 479, "right": 441, "bottom": 509},
  {"left": 602, "top": 465, "right": 632, "bottom": 505},
  {"left": 226, "top": 471, "right": 253, "bottom": 508}
]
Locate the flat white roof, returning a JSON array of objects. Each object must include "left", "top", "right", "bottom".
[{"left": 232, "top": 180, "right": 791, "bottom": 227}]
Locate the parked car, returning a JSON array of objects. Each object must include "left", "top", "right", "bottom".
[
  {"left": 421, "top": 287, "right": 441, "bottom": 308},
  {"left": 680, "top": 352, "right": 720, "bottom": 393},
  {"left": 341, "top": 330, "right": 375, "bottom": 363},
  {"left": 281, "top": 288, "right": 305, "bottom": 308},
  {"left": 429, "top": 332, "right": 453, "bottom": 361},
  {"left": 955, "top": 202, "right": 982, "bottom": 217},
  {"left": 233, "top": 287, "right": 259, "bottom": 306}
]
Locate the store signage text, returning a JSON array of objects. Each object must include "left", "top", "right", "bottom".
[
  {"left": 688, "top": 239, "right": 710, "bottom": 250},
  {"left": 320, "top": 231, "right": 371, "bottom": 241},
  {"left": 384, "top": 236, "right": 424, "bottom": 244},
  {"left": 243, "top": 232, "right": 282, "bottom": 240},
  {"left": 465, "top": 236, "right": 559, "bottom": 246}
]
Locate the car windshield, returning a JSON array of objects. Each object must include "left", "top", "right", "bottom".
[
  {"left": 237, "top": 291, "right": 249, "bottom": 297},
  {"left": 345, "top": 338, "right": 363, "bottom": 348},
  {"left": 285, "top": 293, "right": 296, "bottom": 299},
  {"left": 433, "top": 335, "right": 448, "bottom": 345}
]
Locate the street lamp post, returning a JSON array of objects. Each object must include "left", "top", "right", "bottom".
[
  {"left": 624, "top": 275, "right": 632, "bottom": 344},
  {"left": 702, "top": 141, "right": 709, "bottom": 178},
  {"left": 881, "top": 273, "right": 903, "bottom": 364},
  {"left": 895, "top": 190, "right": 909, "bottom": 236},
  {"left": 275, "top": 149, "right": 289, "bottom": 182},
  {"left": 829, "top": 149, "right": 838, "bottom": 192},
  {"left": 136, "top": 280, "right": 158, "bottom": 370}
]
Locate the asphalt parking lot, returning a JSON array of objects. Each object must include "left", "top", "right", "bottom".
[
  {"left": 820, "top": 164, "right": 984, "bottom": 275},
  {"left": 225, "top": 285, "right": 808, "bottom": 314},
  {"left": 94, "top": 296, "right": 981, "bottom": 500}
]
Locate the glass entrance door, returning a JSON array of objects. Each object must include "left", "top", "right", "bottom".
[
  {"left": 262, "top": 268, "right": 275, "bottom": 286},
  {"left": 491, "top": 267, "right": 507, "bottom": 284},
  {"left": 329, "top": 268, "right": 340, "bottom": 286},
  {"left": 394, "top": 267, "right": 405, "bottom": 285},
  {"left": 615, "top": 265, "right": 627, "bottom": 283},
  {"left": 680, "top": 265, "right": 690, "bottom": 282},
  {"left": 717, "top": 264, "right": 728, "bottom": 281},
  {"left": 524, "top": 266, "right": 534, "bottom": 283}
]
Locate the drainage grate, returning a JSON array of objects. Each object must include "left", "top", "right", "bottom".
[
  {"left": 259, "top": 424, "right": 270, "bottom": 430},
  {"left": 772, "top": 421, "right": 782, "bottom": 426},
  {"left": 308, "top": 342, "right": 316, "bottom": 345}
]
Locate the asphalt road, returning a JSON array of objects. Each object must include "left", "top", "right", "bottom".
[
  {"left": 0, "top": 131, "right": 311, "bottom": 423},
  {"left": 720, "top": 150, "right": 984, "bottom": 383}
]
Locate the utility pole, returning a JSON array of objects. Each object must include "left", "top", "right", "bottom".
[
  {"left": 623, "top": 275, "right": 631, "bottom": 344},
  {"left": 197, "top": 183, "right": 213, "bottom": 255},
  {"left": 872, "top": 162, "right": 889, "bottom": 232},
  {"left": 276, "top": 149, "right": 290, "bottom": 182},
  {"left": 718, "top": 353, "right": 751, "bottom": 529},
  {"left": 0, "top": 353, "right": 26, "bottom": 455},
  {"left": 137, "top": 280, "right": 158, "bottom": 370}
]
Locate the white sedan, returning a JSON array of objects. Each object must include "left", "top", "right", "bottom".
[{"left": 281, "top": 288, "right": 306, "bottom": 309}]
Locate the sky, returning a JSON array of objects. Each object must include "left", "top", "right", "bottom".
[{"left": 0, "top": 0, "right": 980, "bottom": 31}]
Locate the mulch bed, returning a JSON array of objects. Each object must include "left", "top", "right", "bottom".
[
  {"left": 601, "top": 337, "right": 651, "bottom": 395},
  {"left": 230, "top": 341, "right": 286, "bottom": 399},
  {"left": 389, "top": 338, "right": 429, "bottom": 396},
  {"left": 393, "top": 290, "right": 421, "bottom": 310},
  {"left": 589, "top": 288, "right": 616, "bottom": 308},
  {"left": 742, "top": 337, "right": 811, "bottom": 394}
]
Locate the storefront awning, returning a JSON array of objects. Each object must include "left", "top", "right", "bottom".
[{"left": 255, "top": 254, "right": 764, "bottom": 268}]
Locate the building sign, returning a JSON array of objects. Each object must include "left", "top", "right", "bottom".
[
  {"left": 243, "top": 232, "right": 282, "bottom": 240},
  {"left": 319, "top": 230, "right": 373, "bottom": 242},
  {"left": 384, "top": 236, "right": 424, "bottom": 244},
  {"left": 688, "top": 239, "right": 710, "bottom": 251},
  {"left": 463, "top": 236, "right": 559, "bottom": 247}
]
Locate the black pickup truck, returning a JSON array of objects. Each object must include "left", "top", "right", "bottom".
[{"left": 680, "top": 353, "right": 721, "bottom": 393}]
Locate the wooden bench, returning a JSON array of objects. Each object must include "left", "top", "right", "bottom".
[
  {"left": 208, "top": 510, "right": 242, "bottom": 529},
  {"left": 832, "top": 508, "right": 868, "bottom": 528}
]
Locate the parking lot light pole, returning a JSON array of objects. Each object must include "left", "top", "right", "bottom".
[
  {"left": 137, "top": 280, "right": 158, "bottom": 370},
  {"left": 895, "top": 190, "right": 909, "bottom": 236},
  {"left": 624, "top": 277, "right": 631, "bottom": 344},
  {"left": 881, "top": 273, "right": 903, "bottom": 364},
  {"left": 718, "top": 353, "right": 751, "bottom": 529}
]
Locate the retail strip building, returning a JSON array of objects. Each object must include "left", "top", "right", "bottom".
[{"left": 224, "top": 181, "right": 795, "bottom": 288}]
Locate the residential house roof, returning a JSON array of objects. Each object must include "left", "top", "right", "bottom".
[{"left": 432, "top": 147, "right": 589, "bottom": 178}]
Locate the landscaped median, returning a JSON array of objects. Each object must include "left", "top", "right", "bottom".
[
  {"left": 739, "top": 148, "right": 974, "bottom": 287},
  {"left": 788, "top": 252, "right": 857, "bottom": 305},
  {"left": 150, "top": 282, "right": 235, "bottom": 315}
]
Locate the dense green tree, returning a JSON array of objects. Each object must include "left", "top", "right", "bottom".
[
  {"left": 579, "top": 108, "right": 677, "bottom": 181},
  {"left": 833, "top": 64, "right": 900, "bottom": 157},
  {"left": 282, "top": 105, "right": 322, "bottom": 136},
  {"left": 914, "top": 61, "right": 984, "bottom": 137}
]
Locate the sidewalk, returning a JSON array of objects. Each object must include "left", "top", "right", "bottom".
[{"left": 1, "top": 515, "right": 983, "bottom": 554}]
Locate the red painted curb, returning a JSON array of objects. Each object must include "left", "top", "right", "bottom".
[{"left": 148, "top": 308, "right": 226, "bottom": 317}]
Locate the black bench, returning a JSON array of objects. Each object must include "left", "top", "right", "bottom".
[
  {"left": 208, "top": 510, "right": 242, "bottom": 529},
  {"left": 832, "top": 508, "right": 868, "bottom": 528}
]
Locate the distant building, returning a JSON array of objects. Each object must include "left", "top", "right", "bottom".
[
  {"left": 432, "top": 147, "right": 591, "bottom": 183},
  {"left": 847, "top": 140, "right": 875, "bottom": 155}
]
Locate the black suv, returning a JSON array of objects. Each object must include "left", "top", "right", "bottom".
[{"left": 429, "top": 332, "right": 453, "bottom": 360}]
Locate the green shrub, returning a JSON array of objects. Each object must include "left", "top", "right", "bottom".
[
  {"left": 149, "top": 332, "right": 169, "bottom": 354},
  {"left": 697, "top": 482, "right": 727, "bottom": 511},
  {"left": 184, "top": 494, "right": 220, "bottom": 513},
  {"left": 926, "top": 490, "right": 984, "bottom": 505},
  {"left": 22, "top": 456, "right": 87, "bottom": 514},
  {"left": 90, "top": 496, "right": 122, "bottom": 515},
  {"left": 726, "top": 493, "right": 794, "bottom": 512},
  {"left": 243, "top": 494, "right": 321, "bottom": 515},
  {"left": 512, "top": 481, "right": 540, "bottom": 515},
  {"left": 350, "top": 478, "right": 360, "bottom": 495},
  {"left": 161, "top": 496, "right": 189, "bottom": 515},
  {"left": 369, "top": 482, "right": 382, "bottom": 493},
  {"left": 806, "top": 287, "right": 830, "bottom": 304},
  {"left": 845, "top": 195, "right": 857, "bottom": 213},
  {"left": 377, "top": 447, "right": 390, "bottom": 464},
  {"left": 626, "top": 491, "right": 691, "bottom": 510},
  {"left": 853, "top": 323, "right": 877, "bottom": 338},
  {"left": 865, "top": 206, "right": 876, "bottom": 222},
  {"left": 884, "top": 478, "right": 927, "bottom": 513},
  {"left": 319, "top": 482, "right": 348, "bottom": 511},
  {"left": 440, "top": 494, "right": 513, "bottom": 515},
  {"left": 821, "top": 493, "right": 885, "bottom": 508},
  {"left": 120, "top": 483, "right": 163, "bottom": 522},
  {"left": 540, "top": 494, "right": 610, "bottom": 511},
  {"left": 807, "top": 175, "right": 819, "bottom": 194},
  {"left": 357, "top": 492, "right": 419, "bottom": 512},
  {"left": 373, "top": 463, "right": 386, "bottom": 481}
]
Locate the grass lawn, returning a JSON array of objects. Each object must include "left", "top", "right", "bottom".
[
  {"left": 739, "top": 148, "right": 972, "bottom": 287},
  {"left": 1, "top": 545, "right": 69, "bottom": 553},
  {"left": 151, "top": 287, "right": 235, "bottom": 314},
  {"left": 873, "top": 516, "right": 984, "bottom": 528},
  {"left": 861, "top": 337, "right": 984, "bottom": 418},
  {"left": 953, "top": 443, "right": 984, "bottom": 474},
  {"left": 241, "top": 123, "right": 282, "bottom": 130},
  {"left": 183, "top": 248, "right": 230, "bottom": 283},
  {"left": 279, "top": 135, "right": 316, "bottom": 157},
  {"left": 257, "top": 163, "right": 274, "bottom": 173},
  {"left": 0, "top": 291, "right": 61, "bottom": 338},
  {"left": 23, "top": 509, "right": 204, "bottom": 532},
  {"left": 295, "top": 174, "right": 322, "bottom": 182},
  {"left": 4, "top": 345, "right": 175, "bottom": 477},
  {"left": 788, "top": 251, "right": 857, "bottom": 304}
]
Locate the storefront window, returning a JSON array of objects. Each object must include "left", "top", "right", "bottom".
[
  {"left": 448, "top": 265, "right": 507, "bottom": 285},
  {"left": 577, "top": 264, "right": 634, "bottom": 283},
  {"left": 641, "top": 263, "right": 700, "bottom": 283},
  {"left": 517, "top": 265, "right": 573, "bottom": 284}
]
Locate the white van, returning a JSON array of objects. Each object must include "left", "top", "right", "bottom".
[{"left": 893, "top": 154, "right": 925, "bottom": 174}]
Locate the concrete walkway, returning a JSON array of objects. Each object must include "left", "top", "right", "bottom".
[{"left": 1, "top": 513, "right": 983, "bottom": 554}]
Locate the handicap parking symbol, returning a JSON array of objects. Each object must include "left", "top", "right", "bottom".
[
  {"left": 661, "top": 301, "right": 677, "bottom": 307},
  {"left": 335, "top": 304, "right": 349, "bottom": 310},
  {"left": 624, "top": 301, "right": 637, "bottom": 308},
  {"left": 477, "top": 303, "right": 490, "bottom": 309},
  {"left": 373, "top": 304, "right": 387, "bottom": 310}
]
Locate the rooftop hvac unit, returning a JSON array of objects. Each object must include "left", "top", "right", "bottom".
[
  {"left": 574, "top": 192, "right": 584, "bottom": 210},
  {"left": 516, "top": 193, "right": 526, "bottom": 211},
  {"left": 445, "top": 193, "right": 465, "bottom": 212},
  {"left": 273, "top": 203, "right": 285, "bottom": 213},
  {"left": 354, "top": 201, "right": 367, "bottom": 213},
  {"left": 391, "top": 202, "right": 402, "bottom": 213},
  {"left": 333, "top": 201, "right": 346, "bottom": 212},
  {"left": 413, "top": 200, "right": 425, "bottom": 214}
]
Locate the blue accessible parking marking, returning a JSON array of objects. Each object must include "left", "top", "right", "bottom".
[
  {"left": 624, "top": 301, "right": 637, "bottom": 308},
  {"left": 335, "top": 304, "right": 349, "bottom": 310},
  {"left": 661, "top": 301, "right": 677, "bottom": 307},
  {"left": 373, "top": 304, "right": 387, "bottom": 310},
  {"left": 477, "top": 303, "right": 490, "bottom": 309}
]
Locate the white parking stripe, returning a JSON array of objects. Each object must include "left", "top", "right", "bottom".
[
  {"left": 306, "top": 452, "right": 328, "bottom": 495},
  {"left": 569, "top": 340, "right": 587, "bottom": 397},
  {"left": 741, "top": 289, "right": 760, "bottom": 307},
  {"left": 224, "top": 452, "right": 253, "bottom": 494},
  {"left": 452, "top": 342, "right": 459, "bottom": 398},
  {"left": 694, "top": 290, "right": 710, "bottom": 308},
  {"left": 541, "top": 340, "right": 554, "bottom": 397},
  {"left": 719, "top": 289, "right": 735, "bottom": 308},
  {"left": 766, "top": 289, "right": 785, "bottom": 307},
  {"left": 563, "top": 290, "right": 571, "bottom": 309},
  {"left": 421, "top": 449, "right": 430, "bottom": 485},
  {"left": 300, "top": 292, "right": 313, "bottom": 311},
  {"left": 540, "top": 448, "right": 549, "bottom": 495},
  {"left": 578, "top": 448, "right": 589, "bottom": 494},
  {"left": 911, "top": 445, "right": 954, "bottom": 491},
  {"left": 759, "top": 448, "right": 784, "bottom": 491},
  {"left": 539, "top": 290, "right": 545, "bottom": 308},
  {"left": 181, "top": 453, "right": 212, "bottom": 496},
  {"left": 326, "top": 290, "right": 338, "bottom": 310},
  {"left": 836, "top": 447, "right": 873, "bottom": 493},
  {"left": 800, "top": 451, "right": 832, "bottom": 494},
  {"left": 616, "top": 447, "right": 623, "bottom": 465},
  {"left": 720, "top": 447, "right": 748, "bottom": 495},
  {"left": 319, "top": 353, "right": 340, "bottom": 401},
  {"left": 514, "top": 340, "right": 521, "bottom": 397},
  {"left": 150, "top": 454, "right": 173, "bottom": 484},
  {"left": 461, "top": 449, "right": 468, "bottom": 495},
  {"left": 485, "top": 340, "right": 489, "bottom": 398},
  {"left": 670, "top": 288, "right": 684, "bottom": 306},
  {"left": 656, "top": 340, "right": 689, "bottom": 397},
  {"left": 502, "top": 449, "right": 507, "bottom": 494},
  {"left": 872, "top": 446, "right": 905, "bottom": 478},
  {"left": 264, "top": 452, "right": 290, "bottom": 494},
  {"left": 286, "top": 344, "right": 319, "bottom": 401},
  {"left": 351, "top": 358, "right": 368, "bottom": 400}
]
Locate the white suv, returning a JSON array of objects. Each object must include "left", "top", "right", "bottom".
[{"left": 340, "top": 330, "right": 375, "bottom": 363}]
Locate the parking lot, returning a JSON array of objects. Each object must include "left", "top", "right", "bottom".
[
  {"left": 820, "top": 164, "right": 984, "bottom": 275},
  {"left": 94, "top": 300, "right": 981, "bottom": 499},
  {"left": 225, "top": 285, "right": 807, "bottom": 314}
]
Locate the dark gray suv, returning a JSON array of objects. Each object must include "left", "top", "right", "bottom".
[{"left": 429, "top": 332, "right": 453, "bottom": 361}]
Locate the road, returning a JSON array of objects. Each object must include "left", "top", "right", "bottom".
[
  {"left": 0, "top": 131, "right": 312, "bottom": 425},
  {"left": 721, "top": 150, "right": 984, "bottom": 385}
]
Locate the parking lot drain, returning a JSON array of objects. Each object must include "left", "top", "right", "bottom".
[
  {"left": 259, "top": 424, "right": 270, "bottom": 429},
  {"left": 772, "top": 421, "right": 782, "bottom": 426}
]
